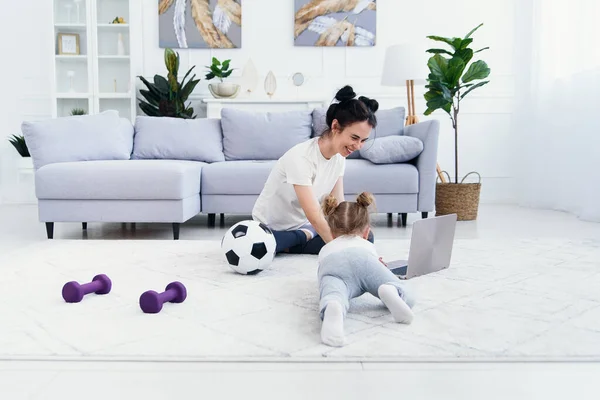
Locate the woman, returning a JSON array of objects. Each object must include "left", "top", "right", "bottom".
[{"left": 252, "top": 85, "right": 379, "bottom": 255}]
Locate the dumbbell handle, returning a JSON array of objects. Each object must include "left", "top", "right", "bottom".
[
  {"left": 156, "top": 288, "right": 178, "bottom": 304},
  {"left": 80, "top": 280, "right": 105, "bottom": 294}
]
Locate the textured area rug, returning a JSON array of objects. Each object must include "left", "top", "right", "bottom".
[{"left": 1, "top": 237, "right": 600, "bottom": 362}]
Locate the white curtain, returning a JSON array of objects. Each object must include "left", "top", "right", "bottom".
[{"left": 512, "top": 0, "right": 600, "bottom": 222}]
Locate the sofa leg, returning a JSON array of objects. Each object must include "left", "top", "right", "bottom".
[
  {"left": 46, "top": 222, "right": 54, "bottom": 239},
  {"left": 208, "top": 213, "right": 216, "bottom": 227},
  {"left": 422, "top": 212, "right": 428, "bottom": 219},
  {"left": 172, "top": 223, "right": 180, "bottom": 240},
  {"left": 82, "top": 222, "right": 87, "bottom": 230},
  {"left": 398, "top": 213, "right": 407, "bottom": 227}
]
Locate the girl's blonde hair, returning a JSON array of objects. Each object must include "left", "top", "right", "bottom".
[{"left": 321, "top": 192, "right": 375, "bottom": 237}]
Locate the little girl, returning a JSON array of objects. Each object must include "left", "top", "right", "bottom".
[{"left": 318, "top": 192, "right": 415, "bottom": 347}]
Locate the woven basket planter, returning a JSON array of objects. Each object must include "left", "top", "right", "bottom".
[{"left": 435, "top": 172, "right": 481, "bottom": 221}]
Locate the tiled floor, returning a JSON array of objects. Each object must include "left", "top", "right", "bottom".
[{"left": 1, "top": 203, "right": 600, "bottom": 399}]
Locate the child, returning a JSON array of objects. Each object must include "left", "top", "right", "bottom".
[{"left": 318, "top": 192, "right": 415, "bottom": 347}]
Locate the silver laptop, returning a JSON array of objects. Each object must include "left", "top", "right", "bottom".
[{"left": 386, "top": 213, "right": 457, "bottom": 279}]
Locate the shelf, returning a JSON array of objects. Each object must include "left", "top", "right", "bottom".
[
  {"left": 56, "top": 93, "right": 92, "bottom": 99},
  {"left": 98, "top": 93, "right": 132, "bottom": 99},
  {"left": 55, "top": 23, "right": 87, "bottom": 30},
  {"left": 98, "top": 55, "right": 130, "bottom": 60},
  {"left": 97, "top": 23, "right": 129, "bottom": 29},
  {"left": 56, "top": 55, "right": 88, "bottom": 61}
]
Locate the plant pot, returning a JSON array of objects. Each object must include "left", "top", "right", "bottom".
[
  {"left": 17, "top": 157, "right": 33, "bottom": 170},
  {"left": 435, "top": 172, "right": 481, "bottom": 221},
  {"left": 208, "top": 82, "right": 240, "bottom": 99}
]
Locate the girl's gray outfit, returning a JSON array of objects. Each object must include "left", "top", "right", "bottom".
[{"left": 317, "top": 236, "right": 415, "bottom": 320}]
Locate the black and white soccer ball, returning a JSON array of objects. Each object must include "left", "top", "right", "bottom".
[{"left": 221, "top": 220, "right": 276, "bottom": 275}]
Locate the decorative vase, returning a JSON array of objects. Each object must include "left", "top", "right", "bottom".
[
  {"left": 241, "top": 58, "right": 259, "bottom": 94},
  {"left": 208, "top": 82, "right": 241, "bottom": 98},
  {"left": 264, "top": 71, "right": 276, "bottom": 98},
  {"left": 435, "top": 171, "right": 481, "bottom": 221},
  {"left": 117, "top": 33, "right": 126, "bottom": 55}
]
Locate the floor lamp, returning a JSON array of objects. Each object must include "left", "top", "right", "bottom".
[{"left": 381, "top": 44, "right": 446, "bottom": 183}]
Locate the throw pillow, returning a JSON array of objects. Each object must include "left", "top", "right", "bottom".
[
  {"left": 21, "top": 110, "right": 133, "bottom": 170},
  {"left": 359, "top": 135, "right": 424, "bottom": 164},
  {"left": 221, "top": 108, "right": 312, "bottom": 160},
  {"left": 132, "top": 116, "right": 225, "bottom": 163}
]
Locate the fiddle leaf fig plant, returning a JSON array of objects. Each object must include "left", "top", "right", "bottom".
[{"left": 424, "top": 23, "right": 491, "bottom": 183}]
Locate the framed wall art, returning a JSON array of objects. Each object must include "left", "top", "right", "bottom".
[
  {"left": 158, "top": 0, "right": 242, "bottom": 49},
  {"left": 294, "top": 0, "right": 376, "bottom": 47},
  {"left": 57, "top": 33, "right": 81, "bottom": 55}
]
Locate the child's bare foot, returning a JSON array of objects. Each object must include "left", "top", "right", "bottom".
[
  {"left": 378, "top": 284, "right": 414, "bottom": 324},
  {"left": 321, "top": 301, "right": 345, "bottom": 347}
]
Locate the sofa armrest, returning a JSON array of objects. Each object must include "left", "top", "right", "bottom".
[{"left": 405, "top": 119, "right": 440, "bottom": 212}]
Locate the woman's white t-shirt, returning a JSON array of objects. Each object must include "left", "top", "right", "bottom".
[{"left": 252, "top": 137, "right": 345, "bottom": 231}]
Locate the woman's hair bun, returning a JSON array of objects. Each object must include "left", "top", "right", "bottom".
[
  {"left": 335, "top": 85, "right": 356, "bottom": 102},
  {"left": 359, "top": 96, "right": 379, "bottom": 113}
]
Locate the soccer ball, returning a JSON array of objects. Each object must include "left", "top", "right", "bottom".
[{"left": 221, "top": 220, "right": 276, "bottom": 275}]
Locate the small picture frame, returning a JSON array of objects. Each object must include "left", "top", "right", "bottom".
[{"left": 58, "top": 33, "right": 80, "bottom": 55}]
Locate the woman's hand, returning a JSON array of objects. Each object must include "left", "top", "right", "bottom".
[{"left": 293, "top": 184, "right": 334, "bottom": 243}]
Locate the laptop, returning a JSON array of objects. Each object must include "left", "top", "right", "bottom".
[{"left": 386, "top": 213, "right": 457, "bottom": 279}]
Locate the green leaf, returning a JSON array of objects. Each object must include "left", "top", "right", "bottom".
[
  {"left": 455, "top": 48, "right": 474, "bottom": 66},
  {"left": 474, "top": 46, "right": 490, "bottom": 54},
  {"left": 426, "top": 35, "right": 460, "bottom": 50},
  {"left": 462, "top": 60, "right": 490, "bottom": 83},
  {"left": 426, "top": 48, "right": 453, "bottom": 56},
  {"left": 424, "top": 90, "right": 453, "bottom": 115},
  {"left": 138, "top": 76, "right": 163, "bottom": 99},
  {"left": 138, "top": 100, "right": 161, "bottom": 117},
  {"left": 222, "top": 69, "right": 233, "bottom": 78},
  {"left": 447, "top": 56, "right": 466, "bottom": 87},
  {"left": 139, "top": 89, "right": 161, "bottom": 107},
  {"left": 222, "top": 59, "right": 230, "bottom": 70},
  {"left": 205, "top": 72, "right": 215, "bottom": 80},
  {"left": 212, "top": 57, "right": 220, "bottom": 66},
  {"left": 464, "top": 23, "right": 484, "bottom": 39},
  {"left": 153, "top": 75, "right": 170, "bottom": 94},
  {"left": 460, "top": 80, "right": 490, "bottom": 99},
  {"left": 427, "top": 54, "right": 448, "bottom": 80},
  {"left": 180, "top": 66, "right": 197, "bottom": 87},
  {"left": 180, "top": 78, "right": 200, "bottom": 100},
  {"left": 458, "top": 38, "right": 473, "bottom": 50}
]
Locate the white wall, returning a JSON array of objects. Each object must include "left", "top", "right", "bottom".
[{"left": 1, "top": 0, "right": 517, "bottom": 205}]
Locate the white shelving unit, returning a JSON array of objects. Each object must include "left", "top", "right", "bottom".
[{"left": 51, "top": 0, "right": 136, "bottom": 121}]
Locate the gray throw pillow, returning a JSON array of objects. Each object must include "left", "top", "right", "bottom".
[
  {"left": 359, "top": 135, "right": 424, "bottom": 164},
  {"left": 221, "top": 108, "right": 312, "bottom": 160},
  {"left": 132, "top": 116, "right": 225, "bottom": 162},
  {"left": 21, "top": 110, "right": 133, "bottom": 170}
]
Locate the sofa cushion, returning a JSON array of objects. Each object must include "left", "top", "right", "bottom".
[
  {"left": 220, "top": 108, "right": 312, "bottom": 161},
  {"left": 359, "top": 135, "right": 424, "bottom": 164},
  {"left": 132, "top": 116, "right": 225, "bottom": 163},
  {"left": 201, "top": 160, "right": 276, "bottom": 195},
  {"left": 21, "top": 111, "right": 133, "bottom": 170},
  {"left": 343, "top": 159, "right": 419, "bottom": 194},
  {"left": 35, "top": 160, "right": 204, "bottom": 200}
]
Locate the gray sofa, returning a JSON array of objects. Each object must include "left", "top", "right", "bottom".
[{"left": 21, "top": 107, "right": 440, "bottom": 240}]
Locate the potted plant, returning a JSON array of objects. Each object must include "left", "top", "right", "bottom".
[
  {"left": 138, "top": 48, "right": 200, "bottom": 119},
  {"left": 423, "top": 23, "right": 491, "bottom": 220},
  {"left": 8, "top": 134, "right": 33, "bottom": 170},
  {"left": 205, "top": 57, "right": 240, "bottom": 98}
]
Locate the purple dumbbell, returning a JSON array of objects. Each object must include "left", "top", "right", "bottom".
[
  {"left": 62, "top": 274, "right": 112, "bottom": 303},
  {"left": 139, "top": 282, "right": 187, "bottom": 314}
]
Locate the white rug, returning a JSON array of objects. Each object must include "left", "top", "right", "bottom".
[{"left": 1, "top": 237, "right": 600, "bottom": 362}]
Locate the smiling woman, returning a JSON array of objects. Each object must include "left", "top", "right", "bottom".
[{"left": 251, "top": 85, "right": 379, "bottom": 255}]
